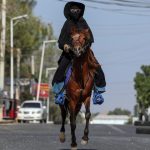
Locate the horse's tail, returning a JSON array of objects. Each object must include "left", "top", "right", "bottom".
[{"left": 87, "top": 48, "right": 100, "bottom": 77}]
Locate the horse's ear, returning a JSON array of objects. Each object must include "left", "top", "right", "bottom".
[
  {"left": 84, "top": 29, "right": 89, "bottom": 33},
  {"left": 84, "top": 28, "right": 90, "bottom": 39}
]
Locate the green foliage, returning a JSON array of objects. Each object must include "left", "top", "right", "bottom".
[
  {"left": 49, "top": 104, "right": 62, "bottom": 124},
  {"left": 0, "top": 0, "right": 59, "bottom": 78},
  {"left": 20, "top": 63, "right": 31, "bottom": 78},
  {"left": 5, "top": 0, "right": 52, "bottom": 54},
  {"left": 20, "top": 87, "right": 33, "bottom": 104},
  {"left": 134, "top": 65, "right": 150, "bottom": 109},
  {"left": 108, "top": 108, "right": 131, "bottom": 116},
  {"left": 12, "top": 16, "right": 50, "bottom": 54}
]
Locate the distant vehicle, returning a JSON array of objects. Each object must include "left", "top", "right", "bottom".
[
  {"left": 17, "top": 100, "right": 47, "bottom": 123},
  {"left": 2, "top": 98, "right": 17, "bottom": 120}
]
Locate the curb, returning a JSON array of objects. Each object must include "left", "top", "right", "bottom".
[
  {"left": 134, "top": 121, "right": 150, "bottom": 126},
  {"left": 0, "top": 120, "right": 16, "bottom": 124},
  {"left": 136, "top": 126, "right": 150, "bottom": 134}
]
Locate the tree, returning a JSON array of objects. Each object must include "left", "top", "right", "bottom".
[
  {"left": 0, "top": 0, "right": 58, "bottom": 78},
  {"left": 134, "top": 65, "right": 150, "bottom": 109},
  {"left": 108, "top": 108, "right": 131, "bottom": 116},
  {"left": 0, "top": 0, "right": 60, "bottom": 100},
  {"left": 49, "top": 104, "right": 62, "bottom": 124}
]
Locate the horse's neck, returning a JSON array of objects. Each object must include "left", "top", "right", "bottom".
[
  {"left": 72, "top": 49, "right": 91, "bottom": 87},
  {"left": 73, "top": 51, "right": 88, "bottom": 71}
]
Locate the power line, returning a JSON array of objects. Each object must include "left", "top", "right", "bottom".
[
  {"left": 82, "top": 0, "right": 150, "bottom": 9},
  {"left": 57, "top": 0, "right": 150, "bottom": 16},
  {"left": 91, "top": 23, "right": 150, "bottom": 29}
]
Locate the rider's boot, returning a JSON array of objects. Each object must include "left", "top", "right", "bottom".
[
  {"left": 92, "top": 84, "right": 105, "bottom": 105},
  {"left": 52, "top": 82, "right": 65, "bottom": 105}
]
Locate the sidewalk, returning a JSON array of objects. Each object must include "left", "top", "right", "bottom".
[{"left": 0, "top": 119, "right": 15, "bottom": 124}]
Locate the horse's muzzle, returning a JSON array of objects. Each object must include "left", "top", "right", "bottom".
[{"left": 72, "top": 47, "right": 84, "bottom": 57}]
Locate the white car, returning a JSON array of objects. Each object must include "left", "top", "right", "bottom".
[{"left": 17, "top": 100, "right": 47, "bottom": 123}]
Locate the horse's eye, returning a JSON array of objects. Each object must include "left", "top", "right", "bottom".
[{"left": 81, "top": 37, "right": 86, "bottom": 41}]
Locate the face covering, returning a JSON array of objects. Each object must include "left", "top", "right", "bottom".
[{"left": 70, "top": 8, "right": 81, "bottom": 21}]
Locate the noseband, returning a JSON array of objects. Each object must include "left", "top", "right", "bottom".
[{"left": 70, "top": 40, "right": 90, "bottom": 57}]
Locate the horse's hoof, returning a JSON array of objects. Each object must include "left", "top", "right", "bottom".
[
  {"left": 59, "top": 132, "right": 65, "bottom": 143},
  {"left": 71, "top": 146, "right": 77, "bottom": 150},
  {"left": 81, "top": 139, "right": 88, "bottom": 145}
]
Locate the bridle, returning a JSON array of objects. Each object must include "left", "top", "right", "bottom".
[{"left": 70, "top": 39, "right": 90, "bottom": 57}]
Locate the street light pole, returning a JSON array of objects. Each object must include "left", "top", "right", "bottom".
[
  {"left": 0, "top": 0, "right": 6, "bottom": 90},
  {"left": 10, "top": 14, "right": 28, "bottom": 100},
  {"left": 10, "top": 19, "right": 13, "bottom": 99},
  {"left": 45, "top": 67, "right": 57, "bottom": 78},
  {"left": 36, "top": 40, "right": 57, "bottom": 101},
  {"left": 36, "top": 40, "right": 57, "bottom": 123},
  {"left": 45, "top": 67, "right": 57, "bottom": 123}
]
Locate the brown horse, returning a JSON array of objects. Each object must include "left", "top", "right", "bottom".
[{"left": 59, "top": 28, "right": 99, "bottom": 149}]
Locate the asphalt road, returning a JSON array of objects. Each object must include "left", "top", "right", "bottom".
[{"left": 0, "top": 123, "right": 150, "bottom": 150}]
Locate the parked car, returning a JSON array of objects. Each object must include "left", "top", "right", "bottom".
[{"left": 17, "top": 100, "right": 47, "bottom": 123}]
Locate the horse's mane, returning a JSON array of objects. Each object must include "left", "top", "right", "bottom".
[{"left": 86, "top": 48, "right": 99, "bottom": 77}]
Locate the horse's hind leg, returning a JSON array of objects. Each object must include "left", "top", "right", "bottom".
[
  {"left": 59, "top": 104, "right": 67, "bottom": 143},
  {"left": 81, "top": 97, "right": 91, "bottom": 145}
]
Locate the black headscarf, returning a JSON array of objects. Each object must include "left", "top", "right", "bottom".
[
  {"left": 58, "top": 1, "right": 94, "bottom": 51},
  {"left": 64, "top": 1, "right": 85, "bottom": 21}
]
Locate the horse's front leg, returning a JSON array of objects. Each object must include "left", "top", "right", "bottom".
[
  {"left": 59, "top": 104, "right": 67, "bottom": 143},
  {"left": 70, "top": 109, "right": 77, "bottom": 149},
  {"left": 81, "top": 97, "right": 91, "bottom": 145}
]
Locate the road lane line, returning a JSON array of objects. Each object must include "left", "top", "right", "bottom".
[{"left": 107, "top": 125, "right": 126, "bottom": 134}]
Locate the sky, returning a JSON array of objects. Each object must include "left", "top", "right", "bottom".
[{"left": 33, "top": 0, "right": 150, "bottom": 114}]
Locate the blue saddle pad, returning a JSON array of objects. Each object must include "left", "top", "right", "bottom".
[{"left": 64, "top": 65, "right": 72, "bottom": 86}]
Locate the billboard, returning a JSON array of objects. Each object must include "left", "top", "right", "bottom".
[{"left": 32, "top": 83, "right": 49, "bottom": 98}]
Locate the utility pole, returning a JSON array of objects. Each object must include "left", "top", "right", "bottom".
[
  {"left": 31, "top": 55, "right": 35, "bottom": 75},
  {"left": 36, "top": 40, "right": 57, "bottom": 101},
  {"left": 15, "top": 48, "right": 21, "bottom": 101},
  {"left": 10, "top": 14, "right": 28, "bottom": 100},
  {"left": 0, "top": 0, "right": 6, "bottom": 90}
]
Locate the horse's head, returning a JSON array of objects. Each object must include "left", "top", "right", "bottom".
[{"left": 70, "top": 27, "right": 90, "bottom": 57}]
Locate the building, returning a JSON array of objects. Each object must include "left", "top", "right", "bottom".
[{"left": 90, "top": 114, "right": 130, "bottom": 125}]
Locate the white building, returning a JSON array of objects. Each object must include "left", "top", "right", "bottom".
[{"left": 90, "top": 114, "right": 130, "bottom": 125}]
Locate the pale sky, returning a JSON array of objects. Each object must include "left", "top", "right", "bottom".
[{"left": 34, "top": 0, "right": 150, "bottom": 113}]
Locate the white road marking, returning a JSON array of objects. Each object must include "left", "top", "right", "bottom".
[{"left": 107, "top": 125, "right": 126, "bottom": 134}]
